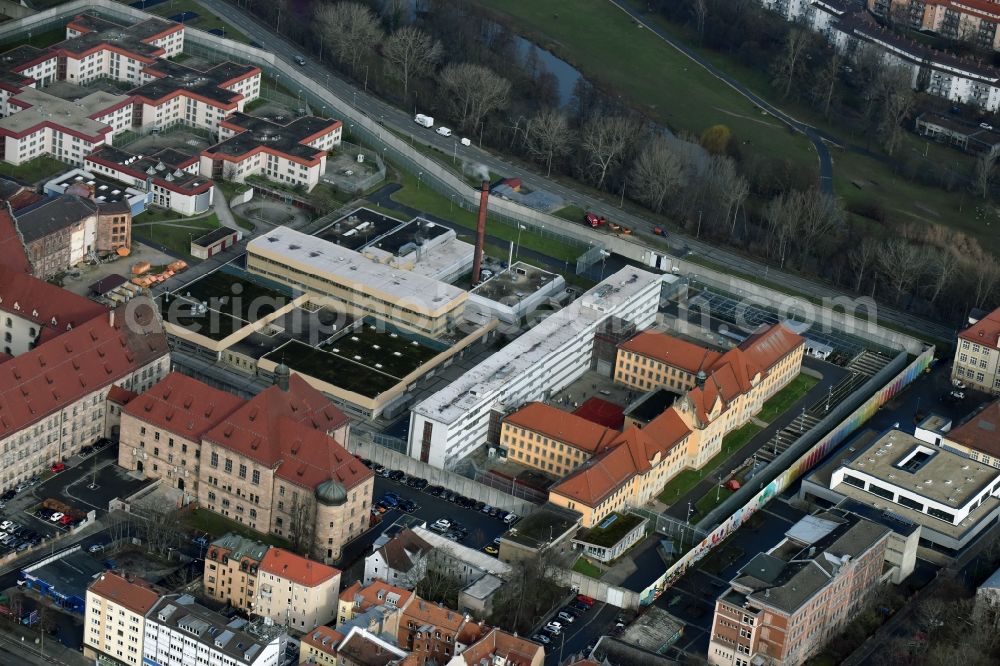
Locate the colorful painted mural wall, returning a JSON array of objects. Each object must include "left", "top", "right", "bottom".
[{"left": 639, "top": 346, "right": 936, "bottom": 605}]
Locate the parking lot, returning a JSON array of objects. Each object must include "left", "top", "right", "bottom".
[
  {"left": 536, "top": 599, "right": 625, "bottom": 665},
  {"left": 371, "top": 473, "right": 513, "bottom": 552}
]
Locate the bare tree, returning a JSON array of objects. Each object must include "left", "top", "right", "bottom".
[
  {"left": 287, "top": 494, "right": 317, "bottom": 557},
  {"left": 878, "top": 66, "right": 915, "bottom": 156},
  {"left": 927, "top": 249, "right": 960, "bottom": 305},
  {"left": 812, "top": 52, "right": 842, "bottom": 118},
  {"left": 629, "top": 134, "right": 689, "bottom": 214},
  {"left": 705, "top": 156, "right": 749, "bottom": 236},
  {"left": 849, "top": 237, "right": 880, "bottom": 293},
  {"left": 315, "top": 2, "right": 382, "bottom": 72},
  {"left": 974, "top": 152, "right": 996, "bottom": 200},
  {"left": 580, "top": 114, "right": 637, "bottom": 190},
  {"left": 383, "top": 26, "right": 442, "bottom": 99},
  {"left": 763, "top": 192, "right": 798, "bottom": 268},
  {"left": 880, "top": 239, "right": 924, "bottom": 304},
  {"left": 971, "top": 257, "right": 1000, "bottom": 308},
  {"left": 773, "top": 29, "right": 810, "bottom": 99},
  {"left": 439, "top": 63, "right": 512, "bottom": 131},
  {"left": 692, "top": 0, "right": 708, "bottom": 41},
  {"left": 795, "top": 189, "right": 844, "bottom": 263},
  {"left": 131, "top": 498, "right": 184, "bottom": 556},
  {"left": 523, "top": 109, "right": 573, "bottom": 177}
]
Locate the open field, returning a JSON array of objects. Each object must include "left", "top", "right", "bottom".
[
  {"left": 757, "top": 374, "right": 819, "bottom": 424},
  {"left": 472, "top": 0, "right": 816, "bottom": 170},
  {"left": 133, "top": 211, "right": 221, "bottom": 257},
  {"left": 0, "top": 156, "right": 67, "bottom": 184},
  {"left": 477, "top": 0, "right": 998, "bottom": 258}
]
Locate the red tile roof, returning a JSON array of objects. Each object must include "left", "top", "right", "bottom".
[
  {"left": 504, "top": 402, "right": 619, "bottom": 454},
  {"left": 0, "top": 297, "right": 168, "bottom": 439},
  {"left": 573, "top": 397, "right": 625, "bottom": 430},
  {"left": 204, "top": 375, "right": 369, "bottom": 491},
  {"left": 88, "top": 572, "right": 160, "bottom": 615},
  {"left": 124, "top": 372, "right": 244, "bottom": 441},
  {"left": 459, "top": 628, "right": 543, "bottom": 666},
  {"left": 619, "top": 331, "right": 721, "bottom": 373},
  {"left": 548, "top": 408, "right": 689, "bottom": 508},
  {"left": 960, "top": 306, "right": 1000, "bottom": 349},
  {"left": 6, "top": 190, "right": 43, "bottom": 212},
  {"left": 0, "top": 208, "right": 32, "bottom": 278},
  {"left": 302, "top": 625, "right": 344, "bottom": 657},
  {"left": 339, "top": 579, "right": 413, "bottom": 610},
  {"left": 947, "top": 399, "right": 1000, "bottom": 459},
  {"left": 106, "top": 384, "right": 138, "bottom": 406},
  {"left": 259, "top": 546, "right": 340, "bottom": 587},
  {"left": 0, "top": 264, "right": 107, "bottom": 333}
]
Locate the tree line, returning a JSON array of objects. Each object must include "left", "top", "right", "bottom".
[{"left": 230, "top": 0, "right": 999, "bottom": 325}]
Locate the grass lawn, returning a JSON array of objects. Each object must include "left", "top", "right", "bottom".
[
  {"left": 757, "top": 374, "right": 820, "bottom": 424},
  {"left": 1, "top": 156, "right": 68, "bottom": 184},
  {"left": 0, "top": 26, "right": 66, "bottom": 50},
  {"left": 695, "top": 485, "right": 734, "bottom": 515},
  {"left": 576, "top": 512, "right": 644, "bottom": 548},
  {"left": 388, "top": 170, "right": 586, "bottom": 262},
  {"left": 572, "top": 556, "right": 603, "bottom": 578},
  {"left": 133, "top": 212, "right": 220, "bottom": 257},
  {"left": 471, "top": 0, "right": 815, "bottom": 169},
  {"left": 554, "top": 205, "right": 587, "bottom": 223},
  {"left": 186, "top": 508, "right": 292, "bottom": 549},
  {"left": 658, "top": 422, "right": 763, "bottom": 505}
]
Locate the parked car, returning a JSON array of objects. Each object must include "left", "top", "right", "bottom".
[
  {"left": 14, "top": 483, "right": 26, "bottom": 493},
  {"left": 557, "top": 611, "right": 576, "bottom": 623},
  {"left": 399, "top": 499, "right": 417, "bottom": 512},
  {"left": 59, "top": 515, "right": 73, "bottom": 526},
  {"left": 0, "top": 489, "right": 15, "bottom": 501},
  {"left": 503, "top": 513, "right": 519, "bottom": 525},
  {"left": 51, "top": 462, "right": 66, "bottom": 473},
  {"left": 425, "top": 485, "right": 443, "bottom": 496},
  {"left": 294, "top": 55, "right": 306, "bottom": 66},
  {"left": 575, "top": 594, "right": 595, "bottom": 607},
  {"left": 531, "top": 634, "right": 550, "bottom": 645},
  {"left": 0, "top": 521, "right": 12, "bottom": 531},
  {"left": 388, "top": 470, "right": 405, "bottom": 481},
  {"left": 359, "top": 458, "right": 373, "bottom": 468},
  {"left": 483, "top": 544, "right": 499, "bottom": 556},
  {"left": 430, "top": 519, "right": 451, "bottom": 533},
  {"left": 49, "top": 512, "right": 65, "bottom": 523},
  {"left": 88, "top": 543, "right": 106, "bottom": 553},
  {"left": 435, "top": 126, "right": 453, "bottom": 137},
  {"left": 488, "top": 507, "right": 500, "bottom": 517},
  {"left": 496, "top": 510, "right": 509, "bottom": 521},
  {"left": 410, "top": 478, "right": 428, "bottom": 490}
]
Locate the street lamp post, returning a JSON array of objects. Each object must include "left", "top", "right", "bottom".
[
  {"left": 417, "top": 171, "right": 423, "bottom": 189},
  {"left": 452, "top": 141, "right": 457, "bottom": 164},
  {"left": 515, "top": 224, "right": 526, "bottom": 260},
  {"left": 696, "top": 209, "right": 703, "bottom": 239}
]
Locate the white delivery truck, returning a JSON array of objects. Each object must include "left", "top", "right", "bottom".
[
  {"left": 414, "top": 113, "right": 434, "bottom": 128},
  {"left": 435, "top": 126, "right": 453, "bottom": 137}
]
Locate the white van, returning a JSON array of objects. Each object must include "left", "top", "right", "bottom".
[
  {"left": 503, "top": 513, "right": 518, "bottom": 525},
  {"left": 435, "top": 126, "right": 453, "bottom": 137},
  {"left": 414, "top": 114, "right": 434, "bottom": 128},
  {"left": 460, "top": 137, "right": 472, "bottom": 146}
]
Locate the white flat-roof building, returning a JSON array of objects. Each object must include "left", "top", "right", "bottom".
[
  {"left": 144, "top": 594, "right": 285, "bottom": 666},
  {"left": 802, "top": 428, "right": 1000, "bottom": 552},
  {"left": 246, "top": 226, "right": 467, "bottom": 337},
  {"left": 407, "top": 268, "right": 664, "bottom": 468}
]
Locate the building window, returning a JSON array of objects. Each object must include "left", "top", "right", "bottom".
[
  {"left": 251, "top": 470, "right": 260, "bottom": 485},
  {"left": 238, "top": 464, "right": 247, "bottom": 479},
  {"left": 210, "top": 452, "right": 218, "bottom": 467},
  {"left": 224, "top": 458, "right": 232, "bottom": 473}
]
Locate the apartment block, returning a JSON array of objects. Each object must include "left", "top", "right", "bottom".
[
  {"left": 300, "top": 625, "right": 344, "bottom": 666},
  {"left": 200, "top": 113, "right": 341, "bottom": 192},
  {"left": 446, "top": 628, "right": 544, "bottom": 666},
  {"left": 61, "top": 13, "right": 184, "bottom": 85},
  {"left": 131, "top": 60, "right": 261, "bottom": 134},
  {"left": 203, "top": 533, "right": 270, "bottom": 610},
  {"left": 0, "top": 87, "right": 130, "bottom": 166},
  {"left": 952, "top": 305, "right": 1000, "bottom": 395},
  {"left": 144, "top": 594, "right": 286, "bottom": 666},
  {"left": 708, "top": 513, "right": 891, "bottom": 666},
  {"left": 869, "top": 0, "right": 1000, "bottom": 51},
  {"left": 257, "top": 547, "right": 342, "bottom": 631},
  {"left": 84, "top": 572, "right": 160, "bottom": 666},
  {"left": 337, "top": 580, "right": 414, "bottom": 633},
  {"left": 398, "top": 598, "right": 485, "bottom": 665}
]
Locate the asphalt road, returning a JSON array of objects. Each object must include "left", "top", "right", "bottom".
[
  {"left": 541, "top": 601, "right": 622, "bottom": 666},
  {"left": 191, "top": 0, "right": 958, "bottom": 345}
]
